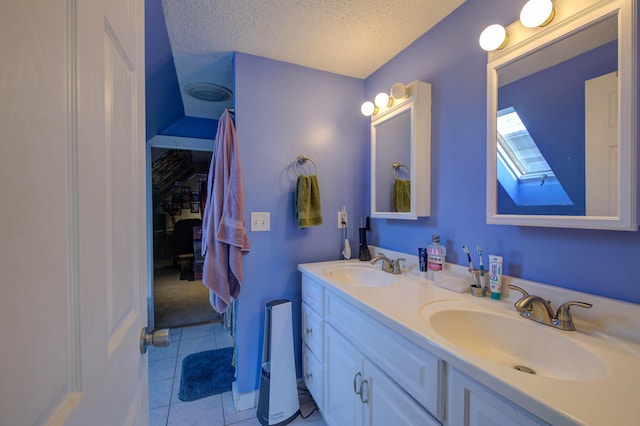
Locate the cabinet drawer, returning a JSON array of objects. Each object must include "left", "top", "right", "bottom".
[
  {"left": 326, "top": 292, "right": 441, "bottom": 418},
  {"left": 303, "top": 344, "right": 324, "bottom": 412},
  {"left": 302, "top": 303, "right": 323, "bottom": 359},
  {"left": 302, "top": 275, "right": 324, "bottom": 314}
]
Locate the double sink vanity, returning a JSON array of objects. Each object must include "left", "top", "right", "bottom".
[{"left": 298, "top": 247, "right": 640, "bottom": 425}]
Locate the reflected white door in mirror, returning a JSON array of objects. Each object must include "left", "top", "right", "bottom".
[
  {"left": 370, "top": 80, "right": 432, "bottom": 220},
  {"left": 485, "top": 0, "right": 637, "bottom": 230}
]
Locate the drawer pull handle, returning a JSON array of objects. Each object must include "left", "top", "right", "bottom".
[
  {"left": 360, "top": 379, "right": 369, "bottom": 404},
  {"left": 305, "top": 328, "right": 312, "bottom": 335},
  {"left": 305, "top": 373, "right": 313, "bottom": 380},
  {"left": 353, "top": 372, "right": 362, "bottom": 395}
]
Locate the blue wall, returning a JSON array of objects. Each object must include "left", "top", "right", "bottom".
[
  {"left": 145, "top": 0, "right": 183, "bottom": 140},
  {"left": 230, "top": 0, "right": 639, "bottom": 395},
  {"left": 234, "top": 52, "right": 366, "bottom": 392}
]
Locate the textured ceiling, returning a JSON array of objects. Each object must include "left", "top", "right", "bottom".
[
  {"left": 162, "top": 0, "right": 465, "bottom": 78},
  {"left": 160, "top": 0, "right": 465, "bottom": 118}
]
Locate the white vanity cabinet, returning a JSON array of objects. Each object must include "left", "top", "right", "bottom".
[
  {"left": 448, "top": 367, "right": 548, "bottom": 426},
  {"left": 301, "top": 275, "right": 443, "bottom": 426},
  {"left": 299, "top": 256, "right": 640, "bottom": 426},
  {"left": 301, "top": 272, "right": 548, "bottom": 426}
]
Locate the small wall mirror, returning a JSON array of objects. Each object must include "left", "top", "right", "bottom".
[
  {"left": 486, "top": 0, "right": 636, "bottom": 230},
  {"left": 371, "top": 80, "right": 431, "bottom": 220}
]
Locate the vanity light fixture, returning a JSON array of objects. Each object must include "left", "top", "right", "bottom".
[
  {"left": 520, "top": 0, "right": 555, "bottom": 28},
  {"left": 360, "top": 101, "right": 377, "bottom": 117},
  {"left": 390, "top": 82, "right": 409, "bottom": 100},
  {"left": 374, "top": 92, "right": 393, "bottom": 108},
  {"left": 361, "top": 82, "right": 410, "bottom": 116},
  {"left": 479, "top": 24, "right": 509, "bottom": 51},
  {"left": 479, "top": 0, "right": 555, "bottom": 52}
]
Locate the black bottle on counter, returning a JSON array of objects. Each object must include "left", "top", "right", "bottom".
[{"left": 359, "top": 227, "right": 371, "bottom": 261}]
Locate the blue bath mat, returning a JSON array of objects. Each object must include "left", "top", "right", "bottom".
[{"left": 178, "top": 347, "right": 235, "bottom": 401}]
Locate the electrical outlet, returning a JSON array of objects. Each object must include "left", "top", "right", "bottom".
[{"left": 338, "top": 210, "right": 347, "bottom": 229}]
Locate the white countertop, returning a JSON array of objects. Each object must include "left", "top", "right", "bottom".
[{"left": 298, "top": 247, "right": 640, "bottom": 426}]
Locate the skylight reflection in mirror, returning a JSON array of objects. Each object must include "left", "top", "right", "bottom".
[{"left": 497, "top": 107, "right": 554, "bottom": 181}]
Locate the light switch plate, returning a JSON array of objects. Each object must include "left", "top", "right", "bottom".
[{"left": 251, "top": 212, "right": 270, "bottom": 231}]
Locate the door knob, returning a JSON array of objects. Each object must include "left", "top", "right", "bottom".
[{"left": 140, "top": 327, "right": 170, "bottom": 354}]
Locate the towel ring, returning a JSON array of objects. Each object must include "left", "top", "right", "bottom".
[
  {"left": 392, "top": 162, "right": 410, "bottom": 179},
  {"left": 295, "top": 154, "right": 318, "bottom": 176}
]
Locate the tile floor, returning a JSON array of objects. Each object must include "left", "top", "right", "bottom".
[{"left": 148, "top": 322, "right": 326, "bottom": 426}]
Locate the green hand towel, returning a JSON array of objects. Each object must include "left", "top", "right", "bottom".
[
  {"left": 392, "top": 178, "right": 411, "bottom": 212},
  {"left": 296, "top": 175, "right": 323, "bottom": 228}
]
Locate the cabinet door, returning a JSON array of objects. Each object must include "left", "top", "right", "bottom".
[
  {"left": 363, "top": 359, "right": 440, "bottom": 426},
  {"left": 448, "top": 368, "right": 548, "bottom": 426},
  {"left": 324, "top": 324, "right": 363, "bottom": 426},
  {"left": 303, "top": 344, "right": 323, "bottom": 411}
]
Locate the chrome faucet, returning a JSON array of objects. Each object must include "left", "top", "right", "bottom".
[
  {"left": 370, "top": 253, "right": 405, "bottom": 274},
  {"left": 508, "top": 284, "right": 592, "bottom": 331}
]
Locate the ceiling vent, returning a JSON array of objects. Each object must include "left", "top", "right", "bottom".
[{"left": 184, "top": 82, "right": 233, "bottom": 102}]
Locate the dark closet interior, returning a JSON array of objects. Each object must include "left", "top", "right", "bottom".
[{"left": 151, "top": 148, "right": 219, "bottom": 328}]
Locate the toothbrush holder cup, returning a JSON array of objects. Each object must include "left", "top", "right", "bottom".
[{"left": 469, "top": 268, "right": 487, "bottom": 296}]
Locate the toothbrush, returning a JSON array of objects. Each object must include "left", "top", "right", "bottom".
[
  {"left": 463, "top": 245, "right": 474, "bottom": 270},
  {"left": 476, "top": 245, "right": 484, "bottom": 272}
]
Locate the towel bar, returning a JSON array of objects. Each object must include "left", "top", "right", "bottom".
[
  {"left": 392, "top": 161, "right": 410, "bottom": 179},
  {"left": 295, "top": 154, "right": 318, "bottom": 176}
]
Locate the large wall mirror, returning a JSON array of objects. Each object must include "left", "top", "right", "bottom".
[
  {"left": 371, "top": 81, "right": 431, "bottom": 219},
  {"left": 486, "top": 0, "right": 637, "bottom": 230}
]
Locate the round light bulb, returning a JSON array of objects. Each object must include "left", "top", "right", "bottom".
[
  {"left": 390, "top": 82, "right": 408, "bottom": 100},
  {"left": 520, "top": 0, "right": 554, "bottom": 28},
  {"left": 361, "top": 101, "right": 376, "bottom": 117},
  {"left": 479, "top": 24, "right": 508, "bottom": 51},
  {"left": 374, "top": 92, "right": 391, "bottom": 108}
]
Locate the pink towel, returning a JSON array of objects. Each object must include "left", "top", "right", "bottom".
[{"left": 202, "top": 110, "right": 250, "bottom": 313}]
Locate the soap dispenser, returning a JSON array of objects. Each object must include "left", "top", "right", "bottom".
[{"left": 359, "top": 217, "right": 371, "bottom": 261}]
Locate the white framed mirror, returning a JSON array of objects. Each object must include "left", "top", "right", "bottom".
[
  {"left": 486, "top": 0, "right": 637, "bottom": 230},
  {"left": 371, "top": 80, "right": 431, "bottom": 220}
]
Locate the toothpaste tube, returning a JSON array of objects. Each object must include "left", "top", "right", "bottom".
[{"left": 489, "top": 255, "right": 503, "bottom": 300}]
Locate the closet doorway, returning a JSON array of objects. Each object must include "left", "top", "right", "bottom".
[{"left": 147, "top": 140, "right": 219, "bottom": 329}]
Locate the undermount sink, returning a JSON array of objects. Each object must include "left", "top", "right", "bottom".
[
  {"left": 322, "top": 263, "right": 397, "bottom": 287},
  {"left": 419, "top": 301, "right": 610, "bottom": 381}
]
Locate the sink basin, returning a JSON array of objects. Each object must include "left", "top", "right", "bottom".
[
  {"left": 420, "top": 302, "right": 609, "bottom": 381},
  {"left": 322, "top": 264, "right": 397, "bottom": 287}
]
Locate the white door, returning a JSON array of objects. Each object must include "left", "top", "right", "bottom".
[
  {"left": 585, "top": 71, "right": 618, "bottom": 216},
  {"left": 1, "top": 0, "right": 148, "bottom": 425}
]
